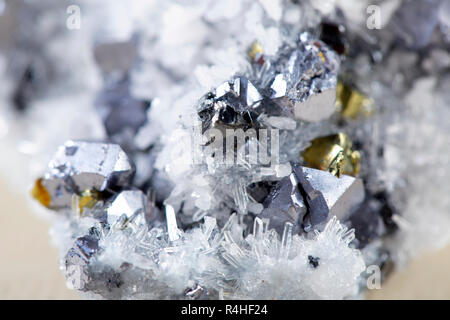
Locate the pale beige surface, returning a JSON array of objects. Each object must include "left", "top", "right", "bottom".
[
  {"left": 0, "top": 178, "right": 79, "bottom": 299},
  {"left": 0, "top": 177, "right": 449, "bottom": 300},
  {"left": 366, "top": 245, "right": 450, "bottom": 299}
]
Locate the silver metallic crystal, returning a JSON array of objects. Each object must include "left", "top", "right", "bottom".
[
  {"left": 262, "top": 32, "right": 339, "bottom": 122},
  {"left": 42, "top": 141, "right": 134, "bottom": 209},
  {"left": 215, "top": 76, "right": 263, "bottom": 110},
  {"left": 260, "top": 165, "right": 364, "bottom": 235},
  {"left": 64, "top": 235, "right": 99, "bottom": 291},
  {"left": 259, "top": 167, "right": 308, "bottom": 235},
  {"left": 197, "top": 76, "right": 263, "bottom": 133},
  {"left": 106, "top": 190, "right": 147, "bottom": 226},
  {"left": 301, "top": 167, "right": 365, "bottom": 222}
]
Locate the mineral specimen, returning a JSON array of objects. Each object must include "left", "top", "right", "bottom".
[
  {"left": 198, "top": 76, "right": 263, "bottom": 132},
  {"left": 65, "top": 235, "right": 99, "bottom": 291},
  {"left": 105, "top": 189, "right": 147, "bottom": 226},
  {"left": 260, "top": 32, "right": 340, "bottom": 122},
  {"left": 300, "top": 167, "right": 365, "bottom": 221},
  {"left": 302, "top": 133, "right": 361, "bottom": 177},
  {"left": 5, "top": 0, "right": 447, "bottom": 301},
  {"left": 335, "top": 81, "right": 374, "bottom": 119},
  {"left": 260, "top": 164, "right": 364, "bottom": 235},
  {"left": 34, "top": 141, "right": 134, "bottom": 209}
]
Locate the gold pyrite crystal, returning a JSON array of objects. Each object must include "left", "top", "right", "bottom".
[
  {"left": 301, "top": 133, "right": 361, "bottom": 177},
  {"left": 336, "top": 81, "right": 374, "bottom": 119},
  {"left": 31, "top": 178, "right": 51, "bottom": 208}
]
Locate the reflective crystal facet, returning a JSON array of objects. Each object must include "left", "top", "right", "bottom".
[
  {"left": 106, "top": 190, "right": 147, "bottom": 226},
  {"left": 35, "top": 141, "right": 134, "bottom": 209},
  {"left": 260, "top": 164, "right": 364, "bottom": 235},
  {"left": 302, "top": 133, "right": 361, "bottom": 177}
]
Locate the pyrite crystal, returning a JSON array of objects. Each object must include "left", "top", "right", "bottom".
[
  {"left": 14, "top": 0, "right": 449, "bottom": 300},
  {"left": 77, "top": 189, "right": 102, "bottom": 215},
  {"left": 249, "top": 41, "right": 264, "bottom": 64},
  {"left": 31, "top": 178, "right": 51, "bottom": 208},
  {"left": 302, "top": 133, "right": 361, "bottom": 177},
  {"left": 336, "top": 81, "right": 375, "bottom": 119}
]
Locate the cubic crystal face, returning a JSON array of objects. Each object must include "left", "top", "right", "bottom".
[
  {"left": 293, "top": 88, "right": 337, "bottom": 122},
  {"left": 260, "top": 33, "right": 340, "bottom": 122},
  {"left": 260, "top": 164, "right": 364, "bottom": 235},
  {"left": 38, "top": 141, "right": 134, "bottom": 209},
  {"left": 301, "top": 167, "right": 365, "bottom": 222},
  {"left": 106, "top": 189, "right": 147, "bottom": 226}
]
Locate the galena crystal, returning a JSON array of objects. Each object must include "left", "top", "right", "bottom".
[
  {"left": 35, "top": 141, "right": 134, "bottom": 209},
  {"left": 65, "top": 235, "right": 99, "bottom": 291},
  {"left": 105, "top": 190, "right": 148, "bottom": 226},
  {"left": 198, "top": 76, "right": 263, "bottom": 132},
  {"left": 260, "top": 164, "right": 364, "bottom": 235},
  {"left": 10, "top": 0, "right": 448, "bottom": 301},
  {"left": 259, "top": 33, "right": 340, "bottom": 122}
]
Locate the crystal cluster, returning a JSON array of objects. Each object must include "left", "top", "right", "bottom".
[
  {"left": 33, "top": 141, "right": 134, "bottom": 210},
  {"left": 0, "top": 0, "right": 449, "bottom": 299}
]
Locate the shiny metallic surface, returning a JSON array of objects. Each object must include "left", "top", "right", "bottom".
[
  {"left": 106, "top": 190, "right": 147, "bottom": 226},
  {"left": 40, "top": 141, "right": 134, "bottom": 209}
]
